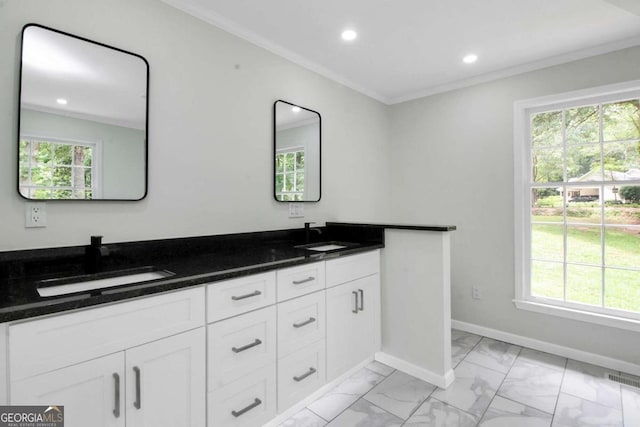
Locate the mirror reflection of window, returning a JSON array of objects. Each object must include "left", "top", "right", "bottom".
[
  {"left": 18, "top": 24, "right": 149, "bottom": 201},
  {"left": 273, "top": 100, "right": 321, "bottom": 202}
]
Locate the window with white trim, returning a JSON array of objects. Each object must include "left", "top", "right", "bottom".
[
  {"left": 19, "top": 137, "right": 96, "bottom": 199},
  {"left": 275, "top": 148, "right": 305, "bottom": 201},
  {"left": 514, "top": 82, "right": 640, "bottom": 328}
]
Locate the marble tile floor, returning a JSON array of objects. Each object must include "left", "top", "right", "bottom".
[{"left": 278, "top": 330, "right": 640, "bottom": 427}]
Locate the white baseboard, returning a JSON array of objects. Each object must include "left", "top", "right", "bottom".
[
  {"left": 451, "top": 319, "right": 640, "bottom": 377},
  {"left": 375, "top": 352, "right": 455, "bottom": 388}
]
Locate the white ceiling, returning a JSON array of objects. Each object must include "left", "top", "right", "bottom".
[
  {"left": 21, "top": 25, "right": 148, "bottom": 129},
  {"left": 161, "top": 0, "right": 640, "bottom": 104}
]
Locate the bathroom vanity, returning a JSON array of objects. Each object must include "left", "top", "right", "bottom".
[{"left": 0, "top": 222, "right": 455, "bottom": 427}]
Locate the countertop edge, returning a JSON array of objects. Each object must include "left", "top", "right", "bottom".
[{"left": 327, "top": 222, "right": 457, "bottom": 232}]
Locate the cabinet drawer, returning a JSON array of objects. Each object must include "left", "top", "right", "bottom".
[
  {"left": 277, "top": 340, "right": 326, "bottom": 412},
  {"left": 208, "top": 306, "right": 276, "bottom": 390},
  {"left": 326, "top": 250, "right": 379, "bottom": 288},
  {"left": 277, "top": 291, "right": 326, "bottom": 356},
  {"left": 9, "top": 287, "right": 205, "bottom": 381},
  {"left": 208, "top": 363, "right": 276, "bottom": 427},
  {"left": 207, "top": 272, "right": 276, "bottom": 323},
  {"left": 276, "top": 262, "right": 325, "bottom": 302}
]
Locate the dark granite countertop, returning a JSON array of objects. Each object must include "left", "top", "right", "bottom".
[
  {"left": 327, "top": 222, "right": 457, "bottom": 232},
  {"left": 0, "top": 224, "right": 385, "bottom": 323}
]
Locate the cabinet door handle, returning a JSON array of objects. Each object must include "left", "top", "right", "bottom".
[
  {"left": 358, "top": 289, "right": 364, "bottom": 311},
  {"left": 231, "top": 398, "right": 262, "bottom": 417},
  {"left": 293, "top": 367, "right": 317, "bottom": 382},
  {"left": 232, "top": 338, "right": 262, "bottom": 353},
  {"left": 133, "top": 366, "right": 141, "bottom": 410},
  {"left": 231, "top": 290, "right": 262, "bottom": 301},
  {"left": 352, "top": 291, "right": 359, "bottom": 313},
  {"left": 112, "top": 373, "right": 120, "bottom": 418},
  {"left": 293, "top": 317, "right": 316, "bottom": 328},
  {"left": 292, "top": 276, "right": 315, "bottom": 285}
]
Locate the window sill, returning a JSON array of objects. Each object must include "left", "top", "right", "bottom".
[{"left": 514, "top": 299, "right": 640, "bottom": 333}]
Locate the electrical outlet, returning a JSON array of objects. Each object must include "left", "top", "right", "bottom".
[
  {"left": 288, "top": 203, "right": 304, "bottom": 218},
  {"left": 25, "top": 203, "right": 47, "bottom": 228},
  {"left": 472, "top": 286, "right": 481, "bottom": 300}
]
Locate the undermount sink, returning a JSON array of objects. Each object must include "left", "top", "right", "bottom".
[
  {"left": 296, "top": 241, "right": 357, "bottom": 252},
  {"left": 37, "top": 267, "right": 175, "bottom": 297}
]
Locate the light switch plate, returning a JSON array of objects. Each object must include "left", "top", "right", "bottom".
[{"left": 288, "top": 203, "right": 304, "bottom": 218}]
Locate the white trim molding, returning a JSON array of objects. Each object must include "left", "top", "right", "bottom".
[
  {"left": 452, "top": 319, "right": 640, "bottom": 377},
  {"left": 375, "top": 352, "right": 455, "bottom": 389}
]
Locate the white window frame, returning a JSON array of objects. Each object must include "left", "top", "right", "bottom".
[
  {"left": 19, "top": 133, "right": 103, "bottom": 199},
  {"left": 275, "top": 146, "right": 305, "bottom": 201},
  {"left": 513, "top": 80, "right": 640, "bottom": 332}
]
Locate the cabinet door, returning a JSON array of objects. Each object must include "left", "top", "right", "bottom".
[
  {"left": 326, "top": 275, "right": 380, "bottom": 381},
  {"left": 125, "top": 328, "right": 206, "bottom": 427},
  {"left": 11, "top": 353, "right": 125, "bottom": 427}
]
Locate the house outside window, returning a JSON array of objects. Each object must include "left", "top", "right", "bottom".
[
  {"left": 275, "top": 148, "right": 305, "bottom": 201},
  {"left": 514, "top": 81, "right": 640, "bottom": 331},
  {"left": 19, "top": 137, "right": 97, "bottom": 200}
]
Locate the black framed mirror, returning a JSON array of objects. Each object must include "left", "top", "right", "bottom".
[
  {"left": 273, "top": 100, "right": 321, "bottom": 202},
  {"left": 18, "top": 24, "right": 149, "bottom": 201}
]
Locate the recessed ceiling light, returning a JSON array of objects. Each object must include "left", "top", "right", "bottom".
[
  {"left": 56, "top": 98, "right": 68, "bottom": 105},
  {"left": 462, "top": 54, "right": 478, "bottom": 64},
  {"left": 341, "top": 29, "right": 357, "bottom": 41},
  {"left": 291, "top": 106, "right": 301, "bottom": 113}
]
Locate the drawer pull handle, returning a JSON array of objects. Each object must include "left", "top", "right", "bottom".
[
  {"left": 352, "top": 291, "right": 359, "bottom": 313},
  {"left": 231, "top": 290, "right": 262, "bottom": 301},
  {"left": 113, "top": 373, "right": 120, "bottom": 418},
  {"left": 231, "top": 398, "right": 262, "bottom": 417},
  {"left": 358, "top": 289, "right": 364, "bottom": 311},
  {"left": 232, "top": 338, "right": 262, "bottom": 353},
  {"left": 292, "top": 276, "right": 315, "bottom": 285},
  {"left": 133, "top": 366, "right": 141, "bottom": 410},
  {"left": 293, "top": 367, "right": 317, "bottom": 382},
  {"left": 293, "top": 317, "right": 316, "bottom": 328}
]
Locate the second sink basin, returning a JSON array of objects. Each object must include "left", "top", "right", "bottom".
[
  {"left": 296, "top": 241, "right": 358, "bottom": 252},
  {"left": 37, "top": 267, "right": 175, "bottom": 297}
]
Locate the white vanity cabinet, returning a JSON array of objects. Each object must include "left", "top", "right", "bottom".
[
  {"left": 8, "top": 288, "right": 206, "bottom": 427},
  {"left": 325, "top": 251, "right": 381, "bottom": 381},
  {"left": 206, "top": 272, "right": 278, "bottom": 427}
]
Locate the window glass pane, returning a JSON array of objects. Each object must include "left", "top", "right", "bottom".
[
  {"left": 617, "top": 184, "right": 640, "bottom": 206},
  {"left": 284, "top": 173, "right": 294, "bottom": 191},
  {"left": 275, "top": 174, "right": 284, "bottom": 192},
  {"left": 566, "top": 144, "right": 601, "bottom": 181},
  {"left": 531, "top": 188, "right": 563, "bottom": 222},
  {"left": 84, "top": 168, "right": 92, "bottom": 188},
  {"left": 566, "top": 225, "right": 601, "bottom": 265},
  {"left": 566, "top": 105, "right": 599, "bottom": 144},
  {"left": 296, "top": 151, "right": 305, "bottom": 169},
  {"left": 605, "top": 269, "right": 640, "bottom": 312},
  {"left": 54, "top": 144, "right": 72, "bottom": 165},
  {"left": 566, "top": 264, "right": 602, "bottom": 306},
  {"left": 33, "top": 142, "right": 52, "bottom": 165},
  {"left": 285, "top": 153, "right": 295, "bottom": 171},
  {"left": 531, "top": 111, "right": 562, "bottom": 148},
  {"left": 53, "top": 166, "right": 72, "bottom": 186},
  {"left": 295, "top": 172, "right": 304, "bottom": 191},
  {"left": 604, "top": 227, "right": 640, "bottom": 269},
  {"left": 566, "top": 197, "right": 601, "bottom": 224},
  {"left": 19, "top": 140, "right": 30, "bottom": 163},
  {"left": 602, "top": 142, "right": 640, "bottom": 181},
  {"left": 531, "top": 261, "right": 563, "bottom": 300},
  {"left": 604, "top": 184, "right": 638, "bottom": 223},
  {"left": 532, "top": 148, "right": 563, "bottom": 183},
  {"left": 602, "top": 100, "right": 640, "bottom": 142},
  {"left": 532, "top": 224, "right": 563, "bottom": 261},
  {"left": 53, "top": 189, "right": 72, "bottom": 199},
  {"left": 33, "top": 188, "right": 52, "bottom": 199},
  {"left": 275, "top": 154, "right": 284, "bottom": 173},
  {"left": 31, "top": 166, "right": 52, "bottom": 186}
]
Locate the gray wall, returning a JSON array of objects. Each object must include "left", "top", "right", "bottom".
[
  {"left": 0, "top": 0, "right": 391, "bottom": 250},
  {"left": 389, "top": 46, "right": 640, "bottom": 366},
  {"left": 20, "top": 109, "right": 146, "bottom": 199}
]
